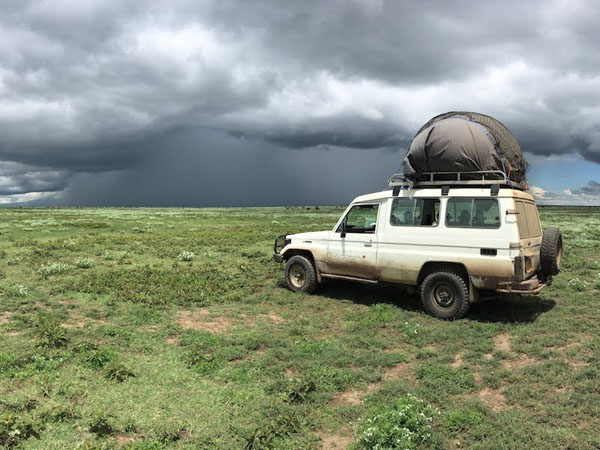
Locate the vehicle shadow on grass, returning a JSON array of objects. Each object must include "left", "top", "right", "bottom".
[
  {"left": 467, "top": 295, "right": 556, "bottom": 324},
  {"left": 312, "top": 280, "right": 556, "bottom": 324}
]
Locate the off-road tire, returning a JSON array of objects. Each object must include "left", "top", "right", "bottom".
[
  {"left": 420, "top": 271, "right": 470, "bottom": 320},
  {"left": 285, "top": 256, "right": 317, "bottom": 293},
  {"left": 540, "top": 227, "right": 563, "bottom": 276}
]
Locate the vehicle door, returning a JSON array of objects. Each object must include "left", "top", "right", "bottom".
[
  {"left": 326, "top": 203, "right": 380, "bottom": 279},
  {"left": 514, "top": 200, "right": 543, "bottom": 277}
]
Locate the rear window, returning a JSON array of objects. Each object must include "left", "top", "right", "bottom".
[
  {"left": 515, "top": 200, "right": 541, "bottom": 238},
  {"left": 446, "top": 198, "right": 500, "bottom": 228}
]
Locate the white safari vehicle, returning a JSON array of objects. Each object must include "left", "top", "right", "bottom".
[{"left": 273, "top": 171, "right": 563, "bottom": 320}]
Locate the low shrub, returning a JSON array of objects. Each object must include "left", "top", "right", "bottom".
[
  {"left": 2, "top": 284, "right": 29, "bottom": 297},
  {"left": 62, "top": 239, "right": 77, "bottom": 250},
  {"left": 35, "top": 313, "right": 68, "bottom": 348},
  {"left": 39, "top": 262, "right": 73, "bottom": 277},
  {"left": 567, "top": 278, "right": 588, "bottom": 292},
  {"left": 88, "top": 410, "right": 116, "bottom": 437},
  {"left": 355, "top": 394, "right": 438, "bottom": 449},
  {"left": 74, "top": 257, "right": 94, "bottom": 269},
  {"left": 105, "top": 362, "right": 135, "bottom": 382},
  {"left": 0, "top": 413, "right": 41, "bottom": 448},
  {"left": 178, "top": 251, "right": 196, "bottom": 261}
]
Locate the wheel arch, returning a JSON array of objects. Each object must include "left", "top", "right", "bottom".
[
  {"left": 417, "top": 261, "right": 477, "bottom": 303},
  {"left": 283, "top": 249, "right": 321, "bottom": 283},
  {"left": 417, "top": 261, "right": 469, "bottom": 284}
]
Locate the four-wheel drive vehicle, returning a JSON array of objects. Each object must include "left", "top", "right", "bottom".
[{"left": 273, "top": 172, "right": 563, "bottom": 320}]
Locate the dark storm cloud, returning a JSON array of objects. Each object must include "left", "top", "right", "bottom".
[
  {"left": 57, "top": 127, "right": 399, "bottom": 207},
  {"left": 1, "top": 0, "right": 600, "bottom": 204},
  {"left": 0, "top": 162, "right": 70, "bottom": 195}
]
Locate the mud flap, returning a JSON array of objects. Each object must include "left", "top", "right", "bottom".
[{"left": 469, "top": 279, "right": 480, "bottom": 303}]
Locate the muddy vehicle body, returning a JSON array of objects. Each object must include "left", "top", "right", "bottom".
[{"left": 273, "top": 172, "right": 563, "bottom": 319}]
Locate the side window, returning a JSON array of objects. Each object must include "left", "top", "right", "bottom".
[
  {"left": 390, "top": 198, "right": 440, "bottom": 226},
  {"left": 446, "top": 198, "right": 500, "bottom": 228},
  {"left": 337, "top": 204, "right": 379, "bottom": 234}
]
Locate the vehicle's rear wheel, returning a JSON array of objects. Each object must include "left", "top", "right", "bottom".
[
  {"left": 420, "top": 271, "right": 470, "bottom": 320},
  {"left": 285, "top": 255, "right": 317, "bottom": 293},
  {"left": 540, "top": 227, "right": 563, "bottom": 276}
]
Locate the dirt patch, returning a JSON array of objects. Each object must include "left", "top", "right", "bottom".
[
  {"left": 177, "top": 309, "right": 231, "bottom": 333},
  {"left": 493, "top": 333, "right": 511, "bottom": 352},
  {"left": 284, "top": 368, "right": 297, "bottom": 377},
  {"left": 567, "top": 360, "right": 590, "bottom": 369},
  {"left": 255, "top": 344, "right": 267, "bottom": 354},
  {"left": 116, "top": 434, "right": 137, "bottom": 446},
  {"left": 3, "top": 331, "right": 21, "bottom": 336},
  {"left": 332, "top": 362, "right": 414, "bottom": 406},
  {"left": 478, "top": 388, "right": 507, "bottom": 412},
  {"left": 0, "top": 312, "right": 12, "bottom": 326},
  {"left": 166, "top": 336, "right": 179, "bottom": 346},
  {"left": 331, "top": 389, "right": 364, "bottom": 406},
  {"left": 450, "top": 352, "right": 465, "bottom": 369},
  {"left": 62, "top": 310, "right": 108, "bottom": 329},
  {"left": 503, "top": 354, "right": 537, "bottom": 370},
  {"left": 382, "top": 362, "right": 413, "bottom": 382},
  {"left": 318, "top": 431, "right": 354, "bottom": 449},
  {"left": 261, "top": 312, "right": 284, "bottom": 324},
  {"left": 58, "top": 299, "right": 76, "bottom": 305}
]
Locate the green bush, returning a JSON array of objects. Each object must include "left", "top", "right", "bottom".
[
  {"left": 35, "top": 313, "right": 69, "bottom": 348},
  {"left": 105, "top": 362, "right": 135, "bottom": 382},
  {"left": 88, "top": 409, "right": 116, "bottom": 437},
  {"left": 355, "top": 394, "right": 438, "bottom": 449},
  {"left": 1, "top": 413, "right": 40, "bottom": 448}
]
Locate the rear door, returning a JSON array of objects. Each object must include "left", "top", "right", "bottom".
[
  {"left": 326, "top": 203, "right": 379, "bottom": 279},
  {"left": 514, "top": 200, "right": 542, "bottom": 277}
]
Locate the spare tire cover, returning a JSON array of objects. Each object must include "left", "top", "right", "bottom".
[{"left": 402, "top": 111, "right": 527, "bottom": 183}]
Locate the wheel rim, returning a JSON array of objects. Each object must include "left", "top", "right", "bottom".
[
  {"left": 289, "top": 264, "right": 306, "bottom": 289},
  {"left": 432, "top": 282, "right": 456, "bottom": 309}
]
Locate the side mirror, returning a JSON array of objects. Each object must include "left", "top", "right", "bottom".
[{"left": 340, "top": 221, "right": 346, "bottom": 238}]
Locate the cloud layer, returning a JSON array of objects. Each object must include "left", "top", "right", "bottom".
[{"left": 1, "top": 0, "right": 599, "bottom": 204}]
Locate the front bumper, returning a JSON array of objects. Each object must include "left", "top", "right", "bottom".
[
  {"left": 273, "top": 253, "right": 284, "bottom": 263},
  {"left": 496, "top": 276, "right": 552, "bottom": 295}
]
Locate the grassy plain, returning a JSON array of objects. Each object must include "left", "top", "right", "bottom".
[{"left": 0, "top": 206, "right": 598, "bottom": 449}]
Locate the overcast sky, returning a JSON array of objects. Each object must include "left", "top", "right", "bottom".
[{"left": 1, "top": 0, "right": 599, "bottom": 206}]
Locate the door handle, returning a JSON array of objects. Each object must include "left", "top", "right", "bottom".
[{"left": 364, "top": 243, "right": 373, "bottom": 247}]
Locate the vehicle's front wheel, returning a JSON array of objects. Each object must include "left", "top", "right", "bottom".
[
  {"left": 285, "top": 255, "right": 317, "bottom": 293},
  {"left": 420, "top": 271, "right": 470, "bottom": 320}
]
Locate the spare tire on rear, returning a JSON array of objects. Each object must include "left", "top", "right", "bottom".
[{"left": 540, "top": 227, "right": 563, "bottom": 276}]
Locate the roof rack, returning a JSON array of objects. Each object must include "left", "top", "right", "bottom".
[{"left": 388, "top": 171, "right": 526, "bottom": 190}]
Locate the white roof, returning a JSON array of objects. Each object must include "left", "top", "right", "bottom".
[{"left": 352, "top": 187, "right": 534, "bottom": 203}]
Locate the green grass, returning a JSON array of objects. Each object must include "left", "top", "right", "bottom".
[{"left": 0, "top": 206, "right": 598, "bottom": 449}]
